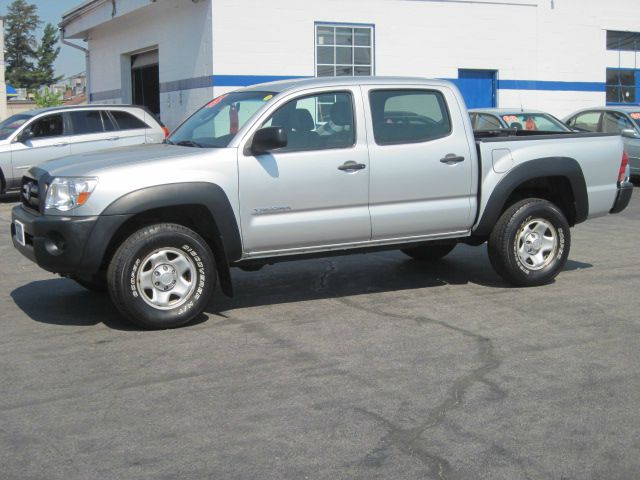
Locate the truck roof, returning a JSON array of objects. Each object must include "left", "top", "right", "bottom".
[{"left": 240, "top": 76, "right": 456, "bottom": 94}]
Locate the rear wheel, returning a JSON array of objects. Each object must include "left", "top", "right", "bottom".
[
  {"left": 488, "top": 199, "right": 570, "bottom": 286},
  {"left": 107, "top": 223, "right": 216, "bottom": 329},
  {"left": 401, "top": 242, "right": 456, "bottom": 261}
]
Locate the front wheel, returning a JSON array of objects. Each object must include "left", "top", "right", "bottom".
[
  {"left": 488, "top": 199, "right": 571, "bottom": 286},
  {"left": 107, "top": 223, "right": 216, "bottom": 329}
]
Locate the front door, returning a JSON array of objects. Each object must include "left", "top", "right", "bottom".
[
  {"left": 238, "top": 88, "right": 371, "bottom": 255},
  {"left": 362, "top": 85, "right": 474, "bottom": 240},
  {"left": 10, "top": 113, "right": 70, "bottom": 182}
]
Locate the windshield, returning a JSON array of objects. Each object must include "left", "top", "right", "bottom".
[
  {"left": 501, "top": 113, "right": 570, "bottom": 132},
  {"left": 630, "top": 112, "right": 640, "bottom": 128},
  {"left": 168, "top": 91, "right": 276, "bottom": 148},
  {"left": 0, "top": 114, "right": 32, "bottom": 140}
]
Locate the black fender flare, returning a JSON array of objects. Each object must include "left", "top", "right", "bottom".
[
  {"left": 101, "top": 182, "right": 242, "bottom": 296},
  {"left": 0, "top": 166, "right": 6, "bottom": 194},
  {"left": 473, "top": 157, "right": 588, "bottom": 237}
]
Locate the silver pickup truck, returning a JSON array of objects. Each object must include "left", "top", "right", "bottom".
[{"left": 10, "top": 77, "right": 633, "bottom": 329}]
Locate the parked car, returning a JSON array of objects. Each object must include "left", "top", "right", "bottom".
[
  {"left": 11, "top": 77, "right": 632, "bottom": 329},
  {"left": 0, "top": 105, "right": 168, "bottom": 194},
  {"left": 564, "top": 107, "right": 640, "bottom": 178},
  {"left": 469, "top": 108, "right": 571, "bottom": 132}
]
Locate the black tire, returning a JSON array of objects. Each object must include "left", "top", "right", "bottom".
[
  {"left": 107, "top": 223, "right": 216, "bottom": 329},
  {"left": 488, "top": 199, "right": 570, "bottom": 287},
  {"left": 71, "top": 273, "right": 107, "bottom": 292},
  {"left": 401, "top": 243, "right": 456, "bottom": 261}
]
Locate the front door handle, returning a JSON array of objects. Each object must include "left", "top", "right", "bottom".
[
  {"left": 440, "top": 154, "right": 465, "bottom": 164},
  {"left": 338, "top": 161, "right": 366, "bottom": 172},
  {"left": 107, "top": 136, "right": 120, "bottom": 141},
  {"left": 54, "top": 142, "right": 69, "bottom": 147}
]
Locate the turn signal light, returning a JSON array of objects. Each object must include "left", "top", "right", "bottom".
[{"left": 162, "top": 126, "right": 170, "bottom": 138}]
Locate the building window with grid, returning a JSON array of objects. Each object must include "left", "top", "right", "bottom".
[
  {"left": 606, "top": 69, "right": 636, "bottom": 104},
  {"left": 316, "top": 24, "right": 374, "bottom": 77}
]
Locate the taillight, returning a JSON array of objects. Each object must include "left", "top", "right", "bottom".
[
  {"left": 162, "top": 126, "right": 170, "bottom": 138},
  {"left": 618, "top": 150, "right": 629, "bottom": 183}
]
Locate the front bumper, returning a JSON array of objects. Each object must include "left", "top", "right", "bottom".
[
  {"left": 11, "top": 205, "right": 130, "bottom": 276},
  {"left": 609, "top": 181, "right": 634, "bottom": 214}
]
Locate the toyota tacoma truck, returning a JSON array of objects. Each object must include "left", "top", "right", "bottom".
[{"left": 10, "top": 77, "right": 634, "bottom": 329}]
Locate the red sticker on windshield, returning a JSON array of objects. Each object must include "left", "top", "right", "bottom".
[
  {"left": 631, "top": 113, "right": 640, "bottom": 120},
  {"left": 205, "top": 94, "right": 227, "bottom": 108},
  {"left": 503, "top": 115, "right": 519, "bottom": 123}
]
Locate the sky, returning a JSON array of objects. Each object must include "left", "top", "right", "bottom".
[{"left": 2, "top": 0, "right": 86, "bottom": 80}]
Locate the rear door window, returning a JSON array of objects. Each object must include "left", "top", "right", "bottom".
[
  {"left": 369, "top": 89, "right": 451, "bottom": 145},
  {"left": 110, "top": 110, "right": 149, "bottom": 130},
  {"left": 69, "top": 110, "right": 106, "bottom": 135}
]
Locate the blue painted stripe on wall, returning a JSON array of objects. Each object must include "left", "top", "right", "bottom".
[
  {"left": 212, "top": 74, "right": 308, "bottom": 87},
  {"left": 497, "top": 79, "right": 605, "bottom": 92}
]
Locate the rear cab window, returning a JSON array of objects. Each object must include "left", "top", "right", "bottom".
[{"left": 369, "top": 89, "right": 451, "bottom": 145}]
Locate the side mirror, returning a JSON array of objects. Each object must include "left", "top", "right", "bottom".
[
  {"left": 251, "top": 127, "right": 287, "bottom": 154},
  {"left": 621, "top": 129, "right": 639, "bottom": 139},
  {"left": 18, "top": 129, "right": 34, "bottom": 144}
]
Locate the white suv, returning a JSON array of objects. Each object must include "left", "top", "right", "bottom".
[{"left": 0, "top": 105, "right": 168, "bottom": 194}]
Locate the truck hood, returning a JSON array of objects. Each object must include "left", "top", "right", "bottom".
[{"left": 34, "top": 144, "right": 210, "bottom": 178}]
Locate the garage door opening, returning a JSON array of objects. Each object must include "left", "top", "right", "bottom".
[{"left": 131, "top": 50, "right": 160, "bottom": 115}]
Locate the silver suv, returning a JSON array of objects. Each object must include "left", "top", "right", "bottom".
[{"left": 0, "top": 105, "right": 167, "bottom": 194}]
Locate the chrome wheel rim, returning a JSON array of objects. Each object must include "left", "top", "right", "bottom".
[
  {"left": 516, "top": 218, "right": 558, "bottom": 271},
  {"left": 136, "top": 247, "right": 197, "bottom": 310}
]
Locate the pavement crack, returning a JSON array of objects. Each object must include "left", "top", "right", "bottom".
[
  {"left": 315, "top": 260, "right": 337, "bottom": 291},
  {"left": 340, "top": 297, "right": 503, "bottom": 478}
]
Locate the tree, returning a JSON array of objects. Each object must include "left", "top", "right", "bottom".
[
  {"left": 33, "top": 88, "right": 63, "bottom": 108},
  {"left": 34, "top": 24, "right": 62, "bottom": 86},
  {"left": 4, "top": 0, "right": 41, "bottom": 89}
]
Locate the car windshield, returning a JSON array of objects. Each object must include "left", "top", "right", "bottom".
[
  {"left": 0, "top": 113, "right": 32, "bottom": 140},
  {"left": 168, "top": 91, "right": 276, "bottom": 148},
  {"left": 501, "top": 113, "right": 569, "bottom": 132},
  {"left": 630, "top": 112, "right": 640, "bottom": 128}
]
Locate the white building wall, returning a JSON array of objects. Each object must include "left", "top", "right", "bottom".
[{"left": 83, "top": 0, "right": 213, "bottom": 128}]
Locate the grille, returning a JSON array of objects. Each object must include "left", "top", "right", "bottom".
[{"left": 21, "top": 176, "right": 42, "bottom": 212}]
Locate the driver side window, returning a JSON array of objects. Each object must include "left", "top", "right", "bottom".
[
  {"left": 24, "top": 114, "right": 64, "bottom": 139},
  {"left": 261, "top": 91, "right": 355, "bottom": 152}
]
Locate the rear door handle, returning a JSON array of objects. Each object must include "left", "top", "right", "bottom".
[
  {"left": 440, "top": 154, "right": 465, "bottom": 164},
  {"left": 107, "top": 136, "right": 120, "bottom": 141},
  {"left": 54, "top": 142, "right": 69, "bottom": 147},
  {"left": 338, "top": 161, "right": 366, "bottom": 171}
]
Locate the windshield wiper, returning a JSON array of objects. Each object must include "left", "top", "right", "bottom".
[{"left": 175, "top": 139, "right": 203, "bottom": 148}]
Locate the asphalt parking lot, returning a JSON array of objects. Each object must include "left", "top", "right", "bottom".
[{"left": 1, "top": 189, "right": 639, "bottom": 480}]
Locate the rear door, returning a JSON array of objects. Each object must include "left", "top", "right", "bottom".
[
  {"left": 10, "top": 113, "right": 70, "bottom": 182},
  {"left": 362, "top": 85, "right": 474, "bottom": 240},
  {"left": 108, "top": 109, "right": 150, "bottom": 147},
  {"left": 66, "top": 110, "right": 114, "bottom": 154},
  {"left": 238, "top": 87, "right": 371, "bottom": 254}
]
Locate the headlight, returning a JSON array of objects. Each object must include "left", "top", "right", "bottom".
[{"left": 45, "top": 177, "right": 98, "bottom": 212}]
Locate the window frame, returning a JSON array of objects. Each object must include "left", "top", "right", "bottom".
[
  {"left": 315, "top": 22, "right": 375, "bottom": 78},
  {"left": 258, "top": 90, "right": 357, "bottom": 155},
  {"left": 606, "top": 68, "right": 637, "bottom": 105},
  {"left": 368, "top": 88, "right": 453, "bottom": 146}
]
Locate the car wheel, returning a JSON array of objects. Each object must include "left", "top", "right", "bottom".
[
  {"left": 488, "top": 199, "right": 570, "bottom": 286},
  {"left": 107, "top": 223, "right": 216, "bottom": 329},
  {"left": 401, "top": 243, "right": 456, "bottom": 261}
]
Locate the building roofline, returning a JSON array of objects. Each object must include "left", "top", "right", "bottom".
[{"left": 60, "top": 0, "right": 107, "bottom": 29}]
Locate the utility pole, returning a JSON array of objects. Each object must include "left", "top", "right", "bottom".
[{"left": 0, "top": 16, "right": 7, "bottom": 121}]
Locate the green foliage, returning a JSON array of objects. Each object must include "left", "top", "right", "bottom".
[
  {"left": 34, "top": 24, "right": 63, "bottom": 86},
  {"left": 4, "top": 1, "right": 62, "bottom": 89},
  {"left": 4, "top": 0, "right": 41, "bottom": 89},
  {"left": 33, "top": 88, "right": 63, "bottom": 108}
]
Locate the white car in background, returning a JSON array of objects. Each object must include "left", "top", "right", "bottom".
[{"left": 0, "top": 105, "right": 168, "bottom": 194}]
